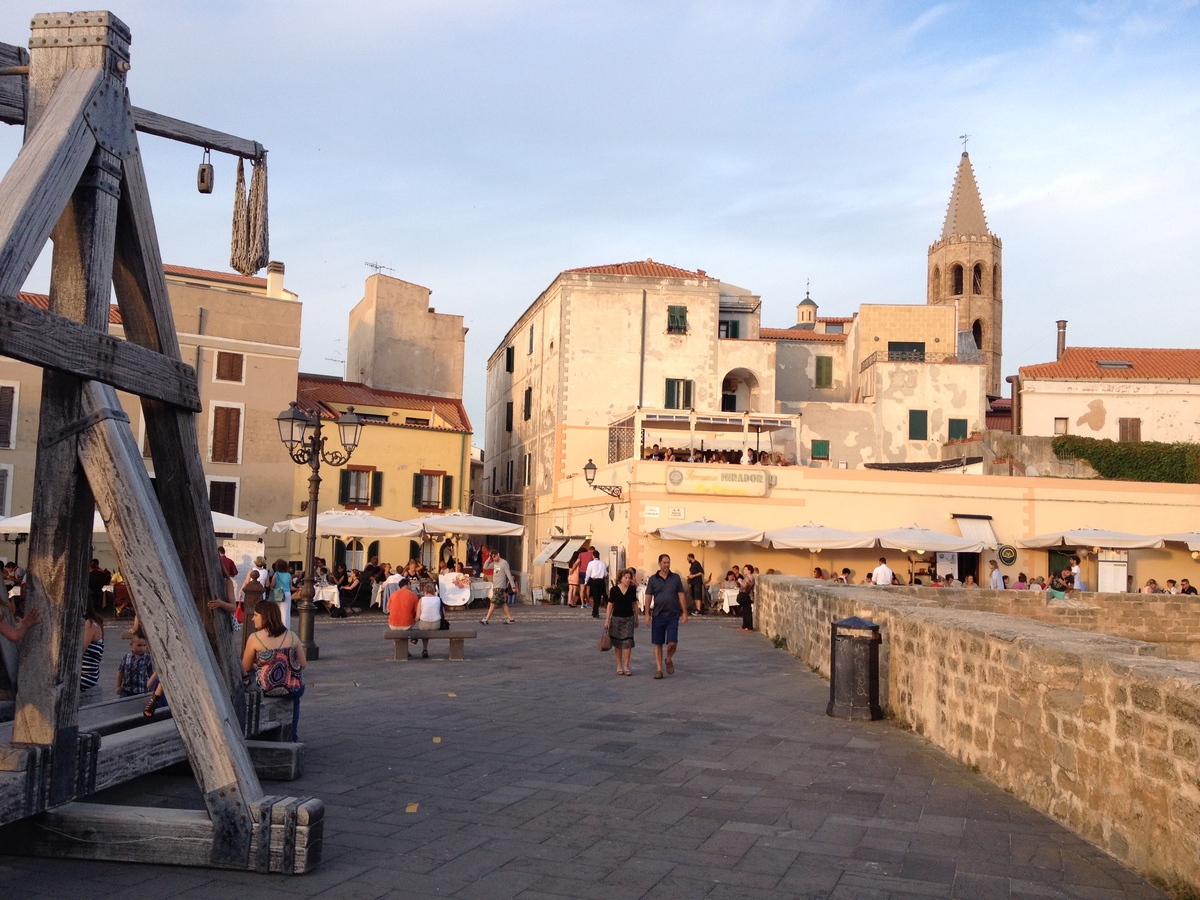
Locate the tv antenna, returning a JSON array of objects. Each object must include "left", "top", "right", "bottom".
[{"left": 365, "top": 261, "right": 394, "bottom": 274}]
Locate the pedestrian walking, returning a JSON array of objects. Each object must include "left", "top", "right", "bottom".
[
  {"left": 585, "top": 551, "right": 608, "bottom": 619},
  {"left": 686, "top": 552, "right": 705, "bottom": 615},
  {"left": 644, "top": 554, "right": 687, "bottom": 679},
  {"left": 481, "top": 550, "right": 517, "bottom": 624}
]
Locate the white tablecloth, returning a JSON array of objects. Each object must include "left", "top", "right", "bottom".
[
  {"left": 721, "top": 588, "right": 740, "bottom": 614},
  {"left": 471, "top": 580, "right": 493, "bottom": 601},
  {"left": 315, "top": 584, "right": 340, "bottom": 609},
  {"left": 440, "top": 574, "right": 473, "bottom": 608}
]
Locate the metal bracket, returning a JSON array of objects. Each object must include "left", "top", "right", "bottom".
[
  {"left": 38, "top": 406, "right": 128, "bottom": 451},
  {"left": 83, "top": 77, "right": 137, "bottom": 160},
  {"left": 0, "top": 743, "right": 51, "bottom": 816},
  {"left": 253, "top": 795, "right": 282, "bottom": 873},
  {"left": 204, "top": 782, "right": 252, "bottom": 867}
]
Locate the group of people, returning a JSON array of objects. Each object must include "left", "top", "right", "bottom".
[
  {"left": 643, "top": 444, "right": 792, "bottom": 466},
  {"left": 1140, "top": 577, "right": 1197, "bottom": 595}
]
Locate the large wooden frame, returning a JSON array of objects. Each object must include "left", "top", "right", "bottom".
[{"left": 0, "top": 12, "right": 322, "bottom": 872}]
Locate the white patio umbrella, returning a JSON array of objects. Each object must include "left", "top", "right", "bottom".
[
  {"left": 0, "top": 510, "right": 267, "bottom": 536},
  {"left": 271, "top": 509, "right": 422, "bottom": 538},
  {"left": 761, "top": 523, "right": 877, "bottom": 551},
  {"left": 402, "top": 511, "right": 524, "bottom": 537},
  {"left": 872, "top": 525, "right": 985, "bottom": 554},
  {"left": 1160, "top": 533, "right": 1200, "bottom": 552},
  {"left": 1017, "top": 528, "right": 1164, "bottom": 550},
  {"left": 652, "top": 519, "right": 765, "bottom": 543}
]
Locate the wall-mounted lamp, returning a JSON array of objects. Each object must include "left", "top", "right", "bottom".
[{"left": 583, "top": 458, "right": 623, "bottom": 498}]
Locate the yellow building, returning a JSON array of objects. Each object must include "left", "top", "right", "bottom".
[{"left": 281, "top": 375, "right": 473, "bottom": 570}]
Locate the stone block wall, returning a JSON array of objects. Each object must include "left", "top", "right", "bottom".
[{"left": 757, "top": 577, "right": 1200, "bottom": 890}]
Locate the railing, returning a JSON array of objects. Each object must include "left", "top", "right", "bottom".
[
  {"left": 859, "top": 350, "right": 959, "bottom": 373},
  {"left": 607, "top": 418, "right": 636, "bottom": 464}
]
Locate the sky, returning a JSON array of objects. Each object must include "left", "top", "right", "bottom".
[{"left": 2, "top": 1, "right": 1198, "bottom": 435}]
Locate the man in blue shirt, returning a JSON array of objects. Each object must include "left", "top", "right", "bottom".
[{"left": 644, "top": 554, "right": 688, "bottom": 679}]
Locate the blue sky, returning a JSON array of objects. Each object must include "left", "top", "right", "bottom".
[{"left": 2, "top": 1, "right": 1198, "bottom": 433}]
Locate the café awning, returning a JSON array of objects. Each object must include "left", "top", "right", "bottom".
[
  {"left": 1017, "top": 528, "right": 1164, "bottom": 550},
  {"left": 760, "top": 523, "right": 876, "bottom": 551},
  {"left": 952, "top": 514, "right": 999, "bottom": 550}
]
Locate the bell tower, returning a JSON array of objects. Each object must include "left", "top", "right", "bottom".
[{"left": 927, "top": 151, "right": 1003, "bottom": 395}]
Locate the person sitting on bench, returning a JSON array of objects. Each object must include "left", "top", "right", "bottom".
[
  {"left": 388, "top": 578, "right": 419, "bottom": 632},
  {"left": 415, "top": 581, "right": 442, "bottom": 659}
]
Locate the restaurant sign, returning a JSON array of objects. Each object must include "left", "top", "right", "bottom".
[{"left": 664, "top": 466, "right": 768, "bottom": 497}]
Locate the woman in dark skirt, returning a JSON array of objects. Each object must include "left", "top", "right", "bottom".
[
  {"left": 605, "top": 568, "right": 638, "bottom": 676},
  {"left": 737, "top": 570, "right": 754, "bottom": 631}
]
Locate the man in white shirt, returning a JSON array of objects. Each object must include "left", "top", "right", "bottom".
[
  {"left": 871, "top": 557, "right": 894, "bottom": 586},
  {"left": 585, "top": 553, "right": 609, "bottom": 619}
]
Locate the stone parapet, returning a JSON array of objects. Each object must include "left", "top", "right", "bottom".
[{"left": 757, "top": 576, "right": 1200, "bottom": 891}]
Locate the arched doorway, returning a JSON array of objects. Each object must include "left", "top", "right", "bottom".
[{"left": 720, "top": 368, "right": 761, "bottom": 412}]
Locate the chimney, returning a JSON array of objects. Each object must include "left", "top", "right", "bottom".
[
  {"left": 1055, "top": 320, "right": 1067, "bottom": 360},
  {"left": 266, "top": 260, "right": 285, "bottom": 298}
]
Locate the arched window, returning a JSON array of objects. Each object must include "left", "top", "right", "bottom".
[
  {"left": 931, "top": 266, "right": 941, "bottom": 302},
  {"left": 972, "top": 263, "right": 983, "bottom": 294},
  {"left": 952, "top": 264, "right": 964, "bottom": 296},
  {"left": 993, "top": 264, "right": 1000, "bottom": 299},
  {"left": 972, "top": 319, "right": 983, "bottom": 350}
]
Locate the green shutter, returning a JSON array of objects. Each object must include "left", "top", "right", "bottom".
[
  {"left": 505, "top": 402, "right": 513, "bottom": 432},
  {"left": 338, "top": 470, "right": 351, "bottom": 504},
  {"left": 370, "top": 471, "right": 384, "bottom": 506},
  {"left": 683, "top": 380, "right": 693, "bottom": 409},
  {"left": 948, "top": 418, "right": 968, "bottom": 441},
  {"left": 811, "top": 440, "right": 830, "bottom": 460},
  {"left": 442, "top": 475, "right": 454, "bottom": 510},
  {"left": 730, "top": 320, "right": 739, "bottom": 339},
  {"left": 815, "top": 356, "right": 833, "bottom": 389},
  {"left": 412, "top": 473, "right": 424, "bottom": 507},
  {"left": 909, "top": 410, "right": 929, "bottom": 441},
  {"left": 665, "top": 379, "right": 677, "bottom": 409}
]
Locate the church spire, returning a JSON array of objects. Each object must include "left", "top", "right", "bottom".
[{"left": 940, "top": 152, "right": 990, "bottom": 240}]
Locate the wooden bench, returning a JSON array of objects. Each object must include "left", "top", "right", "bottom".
[{"left": 383, "top": 628, "right": 477, "bottom": 661}]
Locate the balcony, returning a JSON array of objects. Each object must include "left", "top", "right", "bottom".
[{"left": 606, "top": 408, "right": 801, "bottom": 465}]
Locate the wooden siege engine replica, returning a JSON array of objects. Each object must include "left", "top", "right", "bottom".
[{"left": 0, "top": 13, "right": 323, "bottom": 872}]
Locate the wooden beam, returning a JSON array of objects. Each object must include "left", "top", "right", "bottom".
[
  {"left": 113, "top": 148, "right": 243, "bottom": 689},
  {"left": 0, "top": 42, "right": 28, "bottom": 126},
  {"left": 0, "top": 66, "right": 101, "bottom": 296},
  {"left": 76, "top": 380, "right": 263, "bottom": 865},
  {"left": 0, "top": 293, "right": 202, "bottom": 410},
  {"left": 131, "top": 107, "right": 264, "bottom": 161}
]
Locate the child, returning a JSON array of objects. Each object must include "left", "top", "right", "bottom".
[{"left": 116, "top": 636, "right": 155, "bottom": 697}]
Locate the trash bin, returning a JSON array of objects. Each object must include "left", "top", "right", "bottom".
[{"left": 826, "top": 615, "right": 883, "bottom": 720}]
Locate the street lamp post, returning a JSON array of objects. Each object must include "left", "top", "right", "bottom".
[{"left": 276, "top": 402, "right": 362, "bottom": 660}]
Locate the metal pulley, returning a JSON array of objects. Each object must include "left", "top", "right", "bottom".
[{"left": 197, "top": 148, "right": 214, "bottom": 194}]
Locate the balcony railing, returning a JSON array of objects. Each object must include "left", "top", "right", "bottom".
[{"left": 859, "top": 350, "right": 959, "bottom": 373}]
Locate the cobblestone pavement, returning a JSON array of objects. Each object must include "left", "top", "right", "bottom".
[{"left": 0, "top": 607, "right": 1168, "bottom": 899}]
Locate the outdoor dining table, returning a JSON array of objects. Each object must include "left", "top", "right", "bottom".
[{"left": 314, "top": 583, "right": 340, "bottom": 609}]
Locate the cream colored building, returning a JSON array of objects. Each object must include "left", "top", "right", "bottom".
[
  {"left": 0, "top": 264, "right": 302, "bottom": 564},
  {"left": 1015, "top": 343, "right": 1200, "bottom": 443}
]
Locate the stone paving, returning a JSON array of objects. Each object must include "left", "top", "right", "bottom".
[{"left": 0, "top": 607, "right": 1169, "bottom": 899}]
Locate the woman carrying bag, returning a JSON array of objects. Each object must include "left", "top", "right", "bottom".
[
  {"left": 605, "top": 568, "right": 638, "bottom": 676},
  {"left": 242, "top": 599, "right": 306, "bottom": 741}
]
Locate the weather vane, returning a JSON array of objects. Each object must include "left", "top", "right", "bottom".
[{"left": 959, "top": 133, "right": 970, "bottom": 151}]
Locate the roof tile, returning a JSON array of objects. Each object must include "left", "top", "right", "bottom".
[
  {"left": 564, "top": 260, "right": 707, "bottom": 279},
  {"left": 19, "top": 291, "right": 122, "bottom": 325},
  {"left": 297, "top": 374, "right": 472, "bottom": 433},
  {"left": 1020, "top": 348, "right": 1200, "bottom": 381},
  {"left": 163, "top": 264, "right": 268, "bottom": 289},
  {"left": 760, "top": 327, "right": 847, "bottom": 343}
]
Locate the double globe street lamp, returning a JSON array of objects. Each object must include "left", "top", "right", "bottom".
[{"left": 275, "top": 401, "right": 363, "bottom": 660}]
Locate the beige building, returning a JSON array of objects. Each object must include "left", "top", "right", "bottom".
[
  {"left": 347, "top": 273, "right": 467, "bottom": 399},
  {"left": 0, "top": 263, "right": 303, "bottom": 562},
  {"left": 1015, "top": 341, "right": 1200, "bottom": 443}
]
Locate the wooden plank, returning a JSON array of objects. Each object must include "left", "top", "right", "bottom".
[
  {"left": 2, "top": 800, "right": 322, "bottom": 872},
  {"left": 0, "top": 66, "right": 101, "bottom": 296},
  {"left": 0, "top": 293, "right": 202, "bottom": 410},
  {"left": 0, "top": 42, "right": 28, "bottom": 126},
  {"left": 113, "top": 148, "right": 242, "bottom": 689},
  {"left": 245, "top": 741, "right": 305, "bottom": 781},
  {"left": 75, "top": 381, "right": 262, "bottom": 864},
  {"left": 131, "top": 107, "right": 264, "bottom": 160}
]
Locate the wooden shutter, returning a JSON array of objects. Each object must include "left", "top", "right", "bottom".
[
  {"left": 0, "top": 467, "right": 8, "bottom": 516},
  {"left": 1118, "top": 418, "right": 1141, "bottom": 442},
  {"left": 683, "top": 380, "right": 694, "bottom": 409},
  {"left": 815, "top": 357, "right": 833, "bottom": 389},
  {"left": 215, "top": 351, "right": 244, "bottom": 382},
  {"left": 0, "top": 386, "right": 13, "bottom": 449},
  {"left": 523, "top": 387, "right": 532, "bottom": 420},
  {"left": 665, "top": 380, "right": 677, "bottom": 409},
  {"left": 338, "top": 470, "right": 351, "bottom": 504},
  {"left": 729, "top": 320, "right": 740, "bottom": 339},
  {"left": 208, "top": 480, "right": 237, "bottom": 515},
  {"left": 412, "top": 473, "right": 424, "bottom": 507},
  {"left": 370, "top": 471, "right": 384, "bottom": 506},
  {"left": 505, "top": 346, "right": 515, "bottom": 372},
  {"left": 505, "top": 402, "right": 513, "bottom": 432},
  {"left": 442, "top": 475, "right": 454, "bottom": 510},
  {"left": 211, "top": 406, "right": 241, "bottom": 463},
  {"left": 909, "top": 410, "right": 928, "bottom": 441}
]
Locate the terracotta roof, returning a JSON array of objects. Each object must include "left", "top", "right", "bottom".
[
  {"left": 1020, "top": 348, "right": 1200, "bottom": 382},
  {"left": 989, "top": 397, "right": 1012, "bottom": 410},
  {"left": 941, "top": 152, "right": 991, "bottom": 240},
  {"left": 564, "top": 260, "right": 708, "bottom": 279},
  {"left": 760, "top": 327, "right": 847, "bottom": 343},
  {"left": 18, "top": 291, "right": 122, "bottom": 325},
  {"left": 817, "top": 316, "right": 854, "bottom": 324},
  {"left": 297, "top": 374, "right": 472, "bottom": 433},
  {"left": 163, "top": 264, "right": 268, "bottom": 289},
  {"left": 986, "top": 411, "right": 1012, "bottom": 432}
]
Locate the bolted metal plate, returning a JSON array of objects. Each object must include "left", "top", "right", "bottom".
[
  {"left": 204, "top": 781, "right": 252, "bottom": 867},
  {"left": 83, "top": 77, "right": 136, "bottom": 159}
]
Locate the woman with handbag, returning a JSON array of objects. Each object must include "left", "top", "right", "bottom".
[
  {"left": 242, "top": 598, "right": 307, "bottom": 740},
  {"left": 605, "top": 568, "right": 638, "bottom": 676},
  {"left": 266, "top": 559, "right": 293, "bottom": 625}
]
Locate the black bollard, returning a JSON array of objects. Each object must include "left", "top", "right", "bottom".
[{"left": 826, "top": 616, "right": 883, "bottom": 720}]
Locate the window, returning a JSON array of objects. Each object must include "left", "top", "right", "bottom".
[
  {"left": 214, "top": 351, "right": 244, "bottom": 383},
  {"left": 523, "top": 452, "right": 532, "bottom": 487},
  {"left": 505, "top": 401, "right": 513, "bottom": 432},
  {"left": 340, "top": 467, "right": 382, "bottom": 507},
  {"left": 825, "top": 323, "right": 844, "bottom": 334},
  {"left": 972, "top": 263, "right": 983, "bottom": 295},
  {"left": 1054, "top": 417, "right": 1068, "bottom": 436},
  {"left": 952, "top": 264, "right": 964, "bottom": 295},
  {"left": 811, "top": 440, "right": 830, "bottom": 461},
  {"left": 210, "top": 404, "right": 242, "bottom": 464},
  {"left": 490, "top": 466, "right": 497, "bottom": 495},
  {"left": 948, "top": 418, "right": 968, "bottom": 441},
  {"left": 664, "top": 378, "right": 694, "bottom": 410},
  {"left": 523, "top": 386, "right": 532, "bottom": 421},
  {"left": 887, "top": 341, "right": 925, "bottom": 362},
  {"left": 528, "top": 323, "right": 534, "bottom": 354},
  {"left": 505, "top": 345, "right": 515, "bottom": 373},
  {"left": 815, "top": 357, "right": 833, "bottom": 389},
  {"left": 909, "top": 410, "right": 928, "bottom": 441},
  {"left": 411, "top": 471, "right": 452, "bottom": 510},
  {"left": 972, "top": 319, "right": 983, "bottom": 350},
  {"left": 404, "top": 417, "right": 429, "bottom": 426},
  {"left": 1118, "top": 418, "right": 1142, "bottom": 442},
  {"left": 993, "top": 264, "right": 1001, "bottom": 299},
  {"left": 0, "top": 464, "right": 11, "bottom": 517},
  {"left": 0, "top": 385, "right": 15, "bottom": 449},
  {"left": 505, "top": 459, "right": 514, "bottom": 492},
  {"left": 667, "top": 306, "right": 688, "bottom": 334},
  {"left": 718, "top": 319, "right": 740, "bottom": 339},
  {"left": 208, "top": 479, "right": 238, "bottom": 516}
]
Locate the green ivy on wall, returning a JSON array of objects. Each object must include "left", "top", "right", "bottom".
[{"left": 1053, "top": 435, "right": 1200, "bottom": 484}]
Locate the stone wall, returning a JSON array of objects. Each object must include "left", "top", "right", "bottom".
[{"left": 756, "top": 576, "right": 1200, "bottom": 890}]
